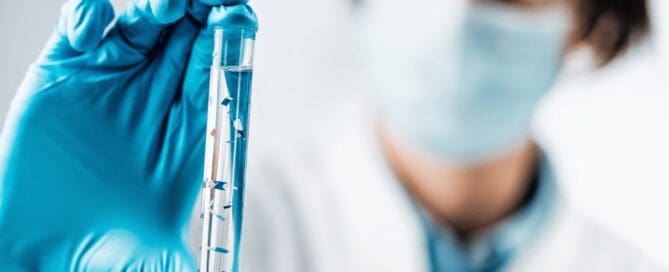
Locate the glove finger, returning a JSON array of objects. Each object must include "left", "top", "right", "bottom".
[
  {"left": 73, "top": 231, "right": 196, "bottom": 271},
  {"left": 187, "top": 0, "right": 211, "bottom": 25},
  {"left": 137, "top": 16, "right": 201, "bottom": 118},
  {"left": 56, "top": 0, "right": 115, "bottom": 52},
  {"left": 187, "top": 0, "right": 249, "bottom": 28},
  {"left": 181, "top": 4, "right": 258, "bottom": 112},
  {"left": 112, "top": 0, "right": 246, "bottom": 55},
  {"left": 114, "top": 0, "right": 189, "bottom": 54},
  {"left": 199, "top": 0, "right": 249, "bottom": 5}
]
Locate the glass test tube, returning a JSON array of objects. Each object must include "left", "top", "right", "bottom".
[{"left": 199, "top": 27, "right": 256, "bottom": 272}]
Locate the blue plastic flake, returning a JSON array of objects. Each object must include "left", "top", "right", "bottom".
[
  {"left": 211, "top": 247, "right": 230, "bottom": 254},
  {"left": 213, "top": 181, "right": 227, "bottom": 190},
  {"left": 221, "top": 97, "right": 233, "bottom": 106}
]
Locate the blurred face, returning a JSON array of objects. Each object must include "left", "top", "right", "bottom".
[{"left": 360, "top": 0, "right": 572, "bottom": 164}]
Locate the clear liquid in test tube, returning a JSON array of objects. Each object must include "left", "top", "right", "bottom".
[{"left": 199, "top": 27, "right": 256, "bottom": 272}]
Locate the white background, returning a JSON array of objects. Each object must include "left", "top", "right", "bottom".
[{"left": 1, "top": 0, "right": 668, "bottom": 268}]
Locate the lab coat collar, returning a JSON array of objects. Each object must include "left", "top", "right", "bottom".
[{"left": 415, "top": 155, "right": 559, "bottom": 272}]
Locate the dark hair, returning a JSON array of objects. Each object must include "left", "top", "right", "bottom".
[{"left": 573, "top": 0, "right": 650, "bottom": 64}]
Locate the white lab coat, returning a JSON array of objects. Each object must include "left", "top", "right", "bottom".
[{"left": 189, "top": 98, "right": 662, "bottom": 272}]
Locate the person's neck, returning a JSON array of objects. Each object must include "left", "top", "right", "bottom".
[{"left": 377, "top": 124, "right": 539, "bottom": 239}]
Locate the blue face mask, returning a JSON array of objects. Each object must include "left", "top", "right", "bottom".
[{"left": 362, "top": 2, "right": 569, "bottom": 163}]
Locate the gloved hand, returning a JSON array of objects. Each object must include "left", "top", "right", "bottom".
[{"left": 0, "top": 0, "right": 257, "bottom": 270}]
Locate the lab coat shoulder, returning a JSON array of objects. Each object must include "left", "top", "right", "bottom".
[
  {"left": 509, "top": 199, "right": 664, "bottom": 272},
  {"left": 240, "top": 131, "right": 430, "bottom": 272}
]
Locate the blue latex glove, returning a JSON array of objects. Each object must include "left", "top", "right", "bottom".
[{"left": 0, "top": 0, "right": 257, "bottom": 270}]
